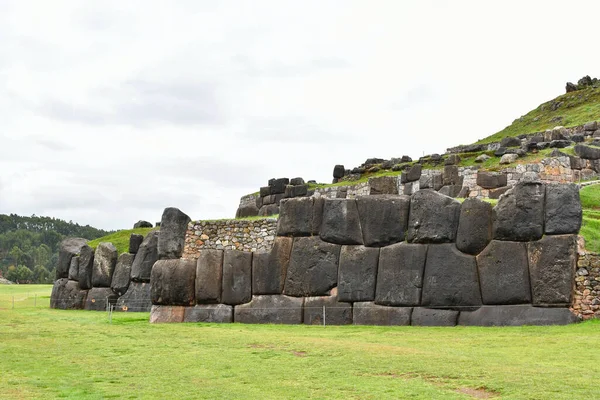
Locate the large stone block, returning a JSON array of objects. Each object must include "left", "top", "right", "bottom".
[
  {"left": 375, "top": 243, "right": 427, "bottom": 306},
  {"left": 476, "top": 172, "right": 507, "bottom": 189},
  {"left": 575, "top": 144, "right": 600, "bottom": 160},
  {"left": 68, "top": 256, "right": 79, "bottom": 281},
  {"left": 221, "top": 250, "right": 252, "bottom": 305},
  {"left": 333, "top": 165, "right": 345, "bottom": 179},
  {"left": 407, "top": 190, "right": 461, "bottom": 244},
  {"left": 195, "top": 249, "right": 223, "bottom": 304},
  {"left": 269, "top": 178, "right": 290, "bottom": 194},
  {"left": 438, "top": 185, "right": 462, "bottom": 198},
  {"left": 443, "top": 165, "right": 461, "bottom": 186},
  {"left": 304, "top": 288, "right": 352, "bottom": 325},
  {"left": 85, "top": 287, "right": 118, "bottom": 311},
  {"left": 337, "top": 246, "right": 379, "bottom": 302},
  {"left": 320, "top": 199, "right": 363, "bottom": 245},
  {"left": 77, "top": 245, "right": 94, "bottom": 290},
  {"left": 129, "top": 234, "right": 144, "bottom": 254},
  {"left": 528, "top": 235, "right": 576, "bottom": 306},
  {"left": 356, "top": 195, "right": 410, "bottom": 247},
  {"left": 277, "top": 197, "right": 313, "bottom": 236},
  {"left": 236, "top": 204, "right": 259, "bottom": 218},
  {"left": 401, "top": 164, "right": 422, "bottom": 183},
  {"left": 134, "top": 220, "right": 152, "bottom": 229},
  {"left": 545, "top": 184, "right": 582, "bottom": 235},
  {"left": 458, "top": 305, "right": 578, "bottom": 326},
  {"left": 234, "top": 295, "right": 304, "bottom": 324},
  {"left": 476, "top": 241, "right": 531, "bottom": 304},
  {"left": 258, "top": 204, "right": 279, "bottom": 217},
  {"left": 150, "top": 259, "right": 196, "bottom": 306},
  {"left": 493, "top": 181, "right": 545, "bottom": 241},
  {"left": 91, "top": 243, "right": 118, "bottom": 288},
  {"left": 411, "top": 308, "right": 458, "bottom": 326},
  {"left": 56, "top": 238, "right": 88, "bottom": 280},
  {"left": 369, "top": 176, "right": 398, "bottom": 195},
  {"left": 150, "top": 305, "right": 185, "bottom": 323},
  {"left": 284, "top": 237, "right": 341, "bottom": 297},
  {"left": 111, "top": 253, "right": 135, "bottom": 296},
  {"left": 158, "top": 207, "right": 191, "bottom": 259},
  {"left": 50, "top": 279, "right": 87, "bottom": 310},
  {"left": 253, "top": 237, "right": 292, "bottom": 295},
  {"left": 456, "top": 199, "right": 493, "bottom": 255},
  {"left": 353, "top": 302, "right": 412, "bottom": 326},
  {"left": 131, "top": 231, "right": 159, "bottom": 282},
  {"left": 312, "top": 197, "right": 325, "bottom": 235},
  {"left": 116, "top": 282, "right": 152, "bottom": 312},
  {"left": 184, "top": 304, "right": 233, "bottom": 323},
  {"left": 421, "top": 244, "right": 482, "bottom": 308}
]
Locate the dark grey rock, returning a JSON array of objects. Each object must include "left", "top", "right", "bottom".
[
  {"left": 196, "top": 249, "right": 223, "bottom": 303},
  {"left": 443, "top": 165, "right": 462, "bottom": 186},
  {"left": 320, "top": 199, "right": 363, "bottom": 245},
  {"left": 158, "top": 207, "right": 191, "bottom": 259},
  {"left": 584, "top": 121, "right": 598, "bottom": 131},
  {"left": 111, "top": 253, "right": 134, "bottom": 296},
  {"left": 115, "top": 282, "right": 152, "bottom": 312},
  {"left": 133, "top": 220, "right": 153, "bottom": 229},
  {"left": 234, "top": 295, "right": 304, "bottom": 324},
  {"left": 284, "top": 184, "right": 308, "bottom": 198},
  {"left": 130, "top": 231, "right": 159, "bottom": 282},
  {"left": 528, "top": 235, "right": 577, "bottom": 306},
  {"left": 260, "top": 186, "right": 271, "bottom": 197},
  {"left": 492, "top": 181, "right": 545, "bottom": 241},
  {"left": 545, "top": 184, "right": 582, "bottom": 235},
  {"left": 369, "top": 176, "right": 398, "bottom": 195},
  {"left": 575, "top": 144, "right": 600, "bottom": 160},
  {"left": 444, "top": 154, "right": 461, "bottom": 165},
  {"left": 184, "top": 304, "right": 233, "bottom": 323},
  {"left": 568, "top": 135, "right": 582, "bottom": 143},
  {"left": 456, "top": 199, "right": 492, "bottom": 255},
  {"left": 68, "top": 256, "right": 79, "bottom": 281},
  {"left": 277, "top": 197, "right": 313, "bottom": 236},
  {"left": 411, "top": 308, "right": 458, "bottom": 326},
  {"left": 488, "top": 186, "right": 510, "bottom": 199},
  {"left": 438, "top": 185, "right": 462, "bottom": 198},
  {"left": 400, "top": 155, "right": 412, "bottom": 163},
  {"left": 50, "top": 279, "right": 87, "bottom": 310},
  {"left": 269, "top": 178, "right": 290, "bottom": 194},
  {"left": 290, "top": 177, "right": 305, "bottom": 186},
  {"left": 356, "top": 195, "right": 410, "bottom": 247},
  {"left": 550, "top": 140, "right": 571, "bottom": 148},
  {"left": 129, "top": 234, "right": 144, "bottom": 254},
  {"left": 401, "top": 164, "right": 422, "bottom": 183},
  {"left": 403, "top": 182, "right": 414, "bottom": 196},
  {"left": 501, "top": 137, "right": 521, "bottom": 147},
  {"left": 458, "top": 305, "right": 578, "bottom": 326},
  {"left": 221, "top": 250, "right": 252, "bottom": 305},
  {"left": 457, "top": 187, "right": 470, "bottom": 198},
  {"left": 56, "top": 238, "right": 88, "bottom": 280},
  {"left": 236, "top": 204, "right": 260, "bottom": 218},
  {"left": 312, "top": 197, "right": 325, "bottom": 235},
  {"left": 476, "top": 172, "right": 507, "bottom": 189},
  {"left": 255, "top": 196, "right": 263, "bottom": 209},
  {"left": 476, "top": 241, "right": 531, "bottom": 304},
  {"left": 258, "top": 204, "right": 279, "bottom": 217},
  {"left": 566, "top": 82, "right": 577, "bottom": 93},
  {"left": 333, "top": 165, "right": 345, "bottom": 179},
  {"left": 569, "top": 156, "right": 586, "bottom": 170},
  {"left": 337, "top": 246, "right": 379, "bottom": 302},
  {"left": 494, "top": 147, "right": 507, "bottom": 157},
  {"left": 85, "top": 287, "right": 118, "bottom": 311},
  {"left": 336, "top": 188, "right": 348, "bottom": 198},
  {"left": 353, "top": 302, "right": 412, "bottom": 326},
  {"left": 421, "top": 244, "right": 482, "bottom": 309},
  {"left": 304, "top": 288, "right": 352, "bottom": 325},
  {"left": 407, "top": 190, "right": 461, "bottom": 244},
  {"left": 91, "top": 242, "right": 117, "bottom": 288},
  {"left": 537, "top": 142, "right": 550, "bottom": 150},
  {"left": 253, "top": 237, "right": 292, "bottom": 295},
  {"left": 77, "top": 244, "right": 94, "bottom": 290},
  {"left": 284, "top": 236, "right": 340, "bottom": 297},
  {"left": 150, "top": 259, "right": 196, "bottom": 306},
  {"left": 263, "top": 195, "right": 276, "bottom": 205},
  {"left": 375, "top": 243, "right": 427, "bottom": 306}
]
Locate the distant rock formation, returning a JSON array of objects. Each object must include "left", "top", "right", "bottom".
[{"left": 566, "top": 75, "right": 599, "bottom": 93}]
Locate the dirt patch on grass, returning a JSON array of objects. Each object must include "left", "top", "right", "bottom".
[
  {"left": 292, "top": 351, "right": 307, "bottom": 357},
  {"left": 456, "top": 387, "right": 497, "bottom": 399}
]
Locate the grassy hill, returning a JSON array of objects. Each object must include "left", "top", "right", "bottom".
[{"left": 88, "top": 227, "right": 155, "bottom": 254}]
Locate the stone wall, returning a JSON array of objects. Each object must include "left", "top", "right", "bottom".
[
  {"left": 183, "top": 218, "right": 277, "bottom": 258},
  {"left": 571, "top": 251, "right": 600, "bottom": 320},
  {"left": 151, "top": 182, "right": 582, "bottom": 326}
]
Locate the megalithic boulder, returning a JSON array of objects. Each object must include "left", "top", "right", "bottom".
[{"left": 158, "top": 207, "right": 191, "bottom": 259}]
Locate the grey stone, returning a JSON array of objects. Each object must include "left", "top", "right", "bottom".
[
  {"left": 56, "top": 238, "right": 88, "bottom": 280},
  {"left": 221, "top": 250, "right": 252, "bottom": 305},
  {"left": 442, "top": 165, "right": 461, "bottom": 186},
  {"left": 150, "top": 259, "right": 196, "bottom": 306},
  {"left": 407, "top": 190, "right": 461, "bottom": 244},
  {"left": 550, "top": 140, "right": 571, "bottom": 148},
  {"left": 356, "top": 195, "right": 410, "bottom": 247},
  {"left": 476, "top": 241, "right": 531, "bottom": 304},
  {"left": 411, "top": 308, "right": 458, "bottom": 326},
  {"left": 184, "top": 304, "right": 233, "bottom": 323},
  {"left": 572, "top": 134, "right": 584, "bottom": 143},
  {"left": 584, "top": 121, "right": 598, "bottom": 131},
  {"left": 569, "top": 156, "right": 586, "bottom": 170},
  {"left": 375, "top": 243, "right": 427, "bottom": 306},
  {"left": 421, "top": 244, "right": 482, "bottom": 309},
  {"left": 158, "top": 207, "right": 191, "bottom": 259},
  {"left": 196, "top": 249, "right": 223, "bottom": 303},
  {"left": 456, "top": 199, "right": 492, "bottom": 255},
  {"left": 91, "top": 242, "right": 118, "bottom": 288},
  {"left": 258, "top": 204, "right": 279, "bottom": 217},
  {"left": 269, "top": 178, "right": 290, "bottom": 194},
  {"left": 236, "top": 204, "right": 260, "bottom": 218},
  {"left": 528, "top": 235, "right": 577, "bottom": 306},
  {"left": 333, "top": 165, "right": 345, "bottom": 179},
  {"left": 500, "top": 153, "right": 518, "bottom": 164},
  {"left": 337, "top": 246, "right": 379, "bottom": 302},
  {"left": 111, "top": 253, "right": 134, "bottom": 296},
  {"left": 253, "top": 237, "right": 292, "bottom": 295},
  {"left": 545, "top": 184, "right": 582, "bottom": 234},
  {"left": 277, "top": 197, "right": 313, "bottom": 236},
  {"left": 50, "top": 279, "right": 87, "bottom": 310},
  {"left": 150, "top": 305, "right": 185, "bottom": 323},
  {"left": 304, "top": 288, "right": 352, "bottom": 325},
  {"left": 353, "top": 302, "right": 412, "bottom": 326},
  {"left": 129, "top": 234, "right": 144, "bottom": 254},
  {"left": 234, "top": 295, "right": 304, "bottom": 324},
  {"left": 290, "top": 177, "right": 305, "bottom": 186},
  {"left": 444, "top": 154, "right": 461, "bottom": 165},
  {"left": 130, "top": 231, "right": 159, "bottom": 282},
  {"left": 401, "top": 164, "right": 422, "bottom": 183},
  {"left": 575, "top": 144, "right": 600, "bottom": 160},
  {"left": 488, "top": 186, "right": 510, "bottom": 200},
  {"left": 438, "top": 185, "right": 462, "bottom": 198},
  {"left": 312, "top": 197, "right": 325, "bottom": 235},
  {"left": 320, "top": 199, "right": 363, "bottom": 245},
  {"left": 68, "top": 256, "right": 79, "bottom": 281},
  {"left": 284, "top": 236, "right": 340, "bottom": 297},
  {"left": 255, "top": 196, "right": 263, "bottom": 209},
  {"left": 260, "top": 186, "right": 271, "bottom": 197},
  {"left": 501, "top": 137, "right": 521, "bottom": 147},
  {"left": 336, "top": 188, "right": 348, "bottom": 198},
  {"left": 77, "top": 245, "right": 94, "bottom": 290},
  {"left": 493, "top": 182, "right": 545, "bottom": 241},
  {"left": 85, "top": 287, "right": 118, "bottom": 311},
  {"left": 475, "top": 154, "right": 491, "bottom": 163},
  {"left": 476, "top": 172, "right": 507, "bottom": 189},
  {"left": 458, "top": 305, "right": 578, "bottom": 326},
  {"left": 457, "top": 186, "right": 470, "bottom": 198},
  {"left": 403, "top": 182, "right": 414, "bottom": 196},
  {"left": 133, "top": 220, "right": 153, "bottom": 229},
  {"left": 284, "top": 184, "right": 308, "bottom": 198},
  {"left": 115, "top": 282, "right": 152, "bottom": 312},
  {"left": 369, "top": 176, "right": 399, "bottom": 195}
]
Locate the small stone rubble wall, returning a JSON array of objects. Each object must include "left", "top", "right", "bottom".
[
  {"left": 151, "top": 182, "right": 582, "bottom": 326},
  {"left": 571, "top": 251, "right": 600, "bottom": 320},
  {"left": 183, "top": 218, "right": 277, "bottom": 258}
]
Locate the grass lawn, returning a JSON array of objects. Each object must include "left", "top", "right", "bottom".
[
  {"left": 88, "top": 228, "right": 154, "bottom": 254},
  {"left": 1, "top": 285, "right": 600, "bottom": 399}
]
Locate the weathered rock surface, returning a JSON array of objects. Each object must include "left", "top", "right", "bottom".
[
  {"left": 320, "top": 199, "right": 363, "bottom": 245},
  {"left": 401, "top": 164, "right": 422, "bottom": 183},
  {"left": 476, "top": 172, "right": 507, "bottom": 189},
  {"left": 456, "top": 199, "right": 493, "bottom": 255},
  {"left": 134, "top": 220, "right": 153, "bottom": 229},
  {"left": 375, "top": 243, "right": 427, "bottom": 306},
  {"left": 253, "top": 237, "right": 292, "bottom": 294},
  {"left": 284, "top": 237, "right": 340, "bottom": 297},
  {"left": 221, "top": 250, "right": 252, "bottom": 305},
  {"left": 77, "top": 245, "right": 95, "bottom": 290},
  {"left": 337, "top": 246, "right": 379, "bottom": 302},
  {"left": 129, "top": 234, "right": 144, "bottom": 254},
  {"left": 545, "top": 184, "right": 582, "bottom": 234},
  {"left": 111, "top": 253, "right": 135, "bottom": 296},
  {"left": 130, "top": 231, "right": 159, "bottom": 282},
  {"left": 150, "top": 305, "right": 185, "bottom": 323},
  {"left": 150, "top": 259, "right": 196, "bottom": 306},
  {"left": 353, "top": 302, "right": 412, "bottom": 326},
  {"left": 269, "top": 178, "right": 290, "bottom": 194},
  {"left": 493, "top": 182, "right": 545, "bottom": 241},
  {"left": 116, "top": 282, "right": 152, "bottom": 312},
  {"left": 50, "top": 279, "right": 88, "bottom": 309},
  {"left": 304, "top": 288, "right": 352, "bottom": 325},
  {"left": 85, "top": 287, "right": 118, "bottom": 311},
  {"left": 184, "top": 304, "right": 233, "bottom": 323},
  {"left": 234, "top": 295, "right": 304, "bottom": 324},
  {"left": 158, "top": 207, "right": 191, "bottom": 259},
  {"left": 236, "top": 204, "right": 260, "bottom": 218},
  {"left": 277, "top": 197, "right": 314, "bottom": 236},
  {"left": 356, "top": 195, "right": 410, "bottom": 247},
  {"left": 68, "top": 256, "right": 79, "bottom": 281},
  {"left": 476, "top": 241, "right": 531, "bottom": 304},
  {"left": 195, "top": 249, "right": 223, "bottom": 304},
  {"left": 438, "top": 185, "right": 462, "bottom": 198},
  {"left": 411, "top": 308, "right": 458, "bottom": 326},
  {"left": 575, "top": 144, "right": 600, "bottom": 160},
  {"left": 407, "top": 190, "right": 461, "bottom": 244},
  {"left": 312, "top": 197, "right": 325, "bottom": 235},
  {"left": 500, "top": 153, "right": 518, "bottom": 164},
  {"left": 56, "top": 238, "right": 88, "bottom": 279},
  {"left": 501, "top": 137, "right": 521, "bottom": 147},
  {"left": 458, "top": 305, "right": 578, "bottom": 326},
  {"left": 369, "top": 176, "right": 398, "bottom": 195},
  {"left": 92, "top": 243, "right": 118, "bottom": 288},
  {"left": 443, "top": 165, "right": 461, "bottom": 186},
  {"left": 333, "top": 165, "right": 345, "bottom": 179}
]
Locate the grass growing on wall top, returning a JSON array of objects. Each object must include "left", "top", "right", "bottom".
[{"left": 87, "top": 227, "right": 154, "bottom": 254}]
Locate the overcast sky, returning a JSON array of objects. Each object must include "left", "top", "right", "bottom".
[{"left": 1, "top": 1, "right": 598, "bottom": 230}]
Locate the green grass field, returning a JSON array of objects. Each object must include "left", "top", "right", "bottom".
[{"left": 1, "top": 285, "right": 600, "bottom": 399}]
